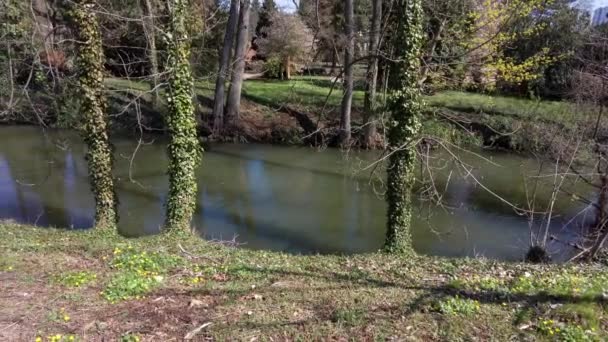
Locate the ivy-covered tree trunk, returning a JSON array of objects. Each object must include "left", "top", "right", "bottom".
[
  {"left": 163, "top": 0, "right": 202, "bottom": 231},
  {"left": 384, "top": 0, "right": 424, "bottom": 255},
  {"left": 71, "top": 0, "right": 118, "bottom": 229}
]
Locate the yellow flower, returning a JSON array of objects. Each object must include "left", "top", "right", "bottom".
[
  {"left": 35, "top": 337, "right": 42, "bottom": 342},
  {"left": 63, "top": 314, "right": 70, "bottom": 322}
]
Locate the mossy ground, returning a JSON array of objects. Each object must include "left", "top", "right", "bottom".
[{"left": 0, "top": 222, "right": 606, "bottom": 341}]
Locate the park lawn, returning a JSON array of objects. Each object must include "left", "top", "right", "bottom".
[
  {"left": 105, "top": 76, "right": 593, "bottom": 126},
  {"left": 0, "top": 222, "right": 606, "bottom": 341},
  {"left": 426, "top": 91, "right": 595, "bottom": 126},
  {"left": 242, "top": 77, "right": 365, "bottom": 111}
]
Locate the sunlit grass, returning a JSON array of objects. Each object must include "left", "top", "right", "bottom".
[
  {"left": 1, "top": 222, "right": 606, "bottom": 340},
  {"left": 427, "top": 90, "right": 596, "bottom": 124},
  {"left": 105, "top": 76, "right": 596, "bottom": 128}
]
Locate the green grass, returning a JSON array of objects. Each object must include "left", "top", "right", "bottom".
[
  {"left": 242, "top": 77, "right": 365, "bottom": 111},
  {"left": 105, "top": 76, "right": 595, "bottom": 125},
  {"left": 1, "top": 222, "right": 606, "bottom": 340},
  {"left": 426, "top": 91, "right": 596, "bottom": 125},
  {"left": 102, "top": 76, "right": 600, "bottom": 153}
]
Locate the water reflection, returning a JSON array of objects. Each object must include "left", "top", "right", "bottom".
[{"left": 0, "top": 126, "right": 591, "bottom": 260}]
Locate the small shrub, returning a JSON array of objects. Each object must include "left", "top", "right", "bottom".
[
  {"left": 102, "top": 245, "right": 182, "bottom": 303},
  {"left": 101, "top": 271, "right": 162, "bottom": 303},
  {"left": 120, "top": 333, "right": 141, "bottom": 342},
  {"left": 436, "top": 296, "right": 480, "bottom": 316},
  {"left": 332, "top": 308, "right": 365, "bottom": 327},
  {"left": 264, "top": 56, "right": 284, "bottom": 79},
  {"left": 421, "top": 117, "right": 483, "bottom": 147},
  {"left": 110, "top": 245, "right": 182, "bottom": 276},
  {"left": 54, "top": 271, "right": 97, "bottom": 288},
  {"left": 455, "top": 275, "right": 508, "bottom": 292},
  {"left": 46, "top": 308, "right": 71, "bottom": 323},
  {"left": 538, "top": 319, "right": 599, "bottom": 342},
  {"left": 36, "top": 334, "right": 78, "bottom": 342},
  {"left": 510, "top": 270, "right": 608, "bottom": 298}
]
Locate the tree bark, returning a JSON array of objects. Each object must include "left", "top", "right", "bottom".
[
  {"left": 70, "top": 0, "right": 118, "bottom": 229},
  {"left": 339, "top": 0, "right": 354, "bottom": 146},
  {"left": 32, "top": 0, "right": 56, "bottom": 50},
  {"left": 384, "top": 0, "right": 424, "bottom": 255},
  {"left": 213, "top": 0, "right": 240, "bottom": 133},
  {"left": 363, "top": 0, "right": 382, "bottom": 148},
  {"left": 225, "top": 0, "right": 251, "bottom": 128},
  {"left": 163, "top": 0, "right": 202, "bottom": 231},
  {"left": 284, "top": 55, "right": 291, "bottom": 80},
  {"left": 589, "top": 172, "right": 608, "bottom": 260},
  {"left": 330, "top": 48, "right": 337, "bottom": 74},
  {"left": 419, "top": 20, "right": 445, "bottom": 86},
  {"left": 140, "top": 0, "right": 161, "bottom": 107}
]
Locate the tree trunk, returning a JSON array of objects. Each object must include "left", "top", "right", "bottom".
[
  {"left": 419, "top": 20, "right": 445, "bottom": 86},
  {"left": 339, "top": 0, "right": 354, "bottom": 146},
  {"left": 363, "top": 0, "right": 382, "bottom": 148},
  {"left": 70, "top": 0, "right": 118, "bottom": 229},
  {"left": 163, "top": 0, "right": 202, "bottom": 231},
  {"left": 32, "top": 0, "right": 56, "bottom": 50},
  {"left": 284, "top": 55, "right": 291, "bottom": 80},
  {"left": 225, "top": 0, "right": 251, "bottom": 128},
  {"left": 140, "top": 0, "right": 161, "bottom": 107},
  {"left": 589, "top": 172, "right": 608, "bottom": 260},
  {"left": 212, "top": 0, "right": 240, "bottom": 133},
  {"left": 330, "top": 48, "right": 337, "bottom": 74},
  {"left": 384, "top": 0, "right": 424, "bottom": 255}
]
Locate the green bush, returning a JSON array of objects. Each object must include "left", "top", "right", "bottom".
[
  {"left": 436, "top": 296, "right": 480, "bottom": 316},
  {"left": 54, "top": 271, "right": 97, "bottom": 288},
  {"left": 264, "top": 56, "right": 284, "bottom": 79},
  {"left": 101, "top": 271, "right": 162, "bottom": 303}
]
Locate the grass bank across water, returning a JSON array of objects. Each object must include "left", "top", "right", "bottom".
[{"left": 0, "top": 222, "right": 606, "bottom": 341}]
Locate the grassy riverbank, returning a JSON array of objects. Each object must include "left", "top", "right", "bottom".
[
  {"left": 7, "top": 76, "right": 599, "bottom": 151},
  {"left": 1, "top": 222, "right": 606, "bottom": 341},
  {"left": 103, "top": 76, "right": 603, "bottom": 151}
]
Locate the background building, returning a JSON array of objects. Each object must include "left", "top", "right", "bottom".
[{"left": 592, "top": 6, "right": 608, "bottom": 25}]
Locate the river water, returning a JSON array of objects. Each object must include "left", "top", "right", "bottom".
[{"left": 0, "top": 126, "right": 594, "bottom": 260}]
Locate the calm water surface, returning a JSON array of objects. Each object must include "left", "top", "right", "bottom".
[{"left": 0, "top": 126, "right": 593, "bottom": 260}]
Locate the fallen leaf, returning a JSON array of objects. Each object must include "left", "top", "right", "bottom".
[
  {"left": 184, "top": 322, "right": 212, "bottom": 340},
  {"left": 212, "top": 273, "right": 229, "bottom": 282},
  {"left": 189, "top": 299, "right": 205, "bottom": 308}
]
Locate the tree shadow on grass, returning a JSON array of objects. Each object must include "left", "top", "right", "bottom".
[
  {"left": 163, "top": 263, "right": 606, "bottom": 336},
  {"left": 225, "top": 264, "right": 606, "bottom": 311}
]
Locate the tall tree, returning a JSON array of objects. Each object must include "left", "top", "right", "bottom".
[
  {"left": 225, "top": 0, "right": 251, "bottom": 127},
  {"left": 255, "top": 0, "right": 277, "bottom": 38},
  {"left": 212, "top": 0, "right": 240, "bottom": 133},
  {"left": 70, "top": 0, "right": 118, "bottom": 229},
  {"left": 363, "top": 0, "right": 382, "bottom": 148},
  {"left": 163, "top": 0, "right": 202, "bottom": 231},
  {"left": 384, "top": 0, "right": 424, "bottom": 254},
  {"left": 339, "top": 0, "right": 354, "bottom": 146},
  {"left": 257, "top": 12, "right": 314, "bottom": 80},
  {"left": 140, "top": 0, "right": 161, "bottom": 106}
]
